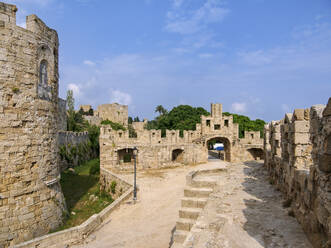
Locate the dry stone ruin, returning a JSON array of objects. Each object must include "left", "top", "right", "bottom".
[
  {"left": 100, "top": 103, "right": 264, "bottom": 171},
  {"left": 264, "top": 98, "right": 331, "bottom": 248},
  {"left": 0, "top": 2, "right": 66, "bottom": 246}
]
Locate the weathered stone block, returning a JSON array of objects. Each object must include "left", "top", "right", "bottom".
[
  {"left": 293, "top": 132, "right": 310, "bottom": 144},
  {"left": 293, "top": 121, "right": 310, "bottom": 133},
  {"left": 293, "top": 109, "right": 305, "bottom": 121}
]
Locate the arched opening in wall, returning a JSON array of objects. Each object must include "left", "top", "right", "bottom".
[
  {"left": 117, "top": 148, "right": 134, "bottom": 165},
  {"left": 206, "top": 137, "right": 231, "bottom": 162},
  {"left": 247, "top": 148, "right": 264, "bottom": 160},
  {"left": 172, "top": 149, "right": 184, "bottom": 163}
]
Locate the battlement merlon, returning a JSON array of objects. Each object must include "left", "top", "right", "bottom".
[
  {"left": 211, "top": 103, "right": 223, "bottom": 118},
  {"left": 0, "top": 2, "right": 58, "bottom": 43},
  {"left": 26, "top": 14, "right": 59, "bottom": 43},
  {"left": 0, "top": 2, "right": 17, "bottom": 24}
]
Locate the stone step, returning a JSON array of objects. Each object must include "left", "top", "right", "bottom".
[
  {"left": 179, "top": 207, "right": 202, "bottom": 220},
  {"left": 184, "top": 187, "right": 213, "bottom": 198},
  {"left": 176, "top": 218, "right": 195, "bottom": 231},
  {"left": 191, "top": 178, "right": 217, "bottom": 188},
  {"left": 173, "top": 230, "right": 189, "bottom": 244},
  {"left": 181, "top": 197, "right": 207, "bottom": 209}
]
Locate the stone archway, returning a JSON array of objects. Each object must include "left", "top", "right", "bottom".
[
  {"left": 206, "top": 136, "right": 231, "bottom": 162},
  {"left": 247, "top": 148, "right": 264, "bottom": 160}
]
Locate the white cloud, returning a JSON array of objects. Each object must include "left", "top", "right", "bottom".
[
  {"left": 110, "top": 90, "right": 132, "bottom": 105},
  {"left": 83, "top": 60, "right": 96, "bottom": 66},
  {"left": 166, "top": 0, "right": 229, "bottom": 35},
  {"left": 231, "top": 102, "right": 247, "bottom": 113}
]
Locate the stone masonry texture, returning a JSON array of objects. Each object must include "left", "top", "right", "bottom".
[
  {"left": 264, "top": 98, "right": 331, "bottom": 248},
  {"left": 0, "top": 2, "right": 66, "bottom": 247}
]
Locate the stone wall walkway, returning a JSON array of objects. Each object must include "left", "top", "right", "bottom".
[
  {"left": 72, "top": 160, "right": 312, "bottom": 248},
  {"left": 182, "top": 161, "right": 313, "bottom": 248}
]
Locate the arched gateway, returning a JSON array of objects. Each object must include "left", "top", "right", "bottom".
[{"left": 206, "top": 136, "right": 231, "bottom": 162}]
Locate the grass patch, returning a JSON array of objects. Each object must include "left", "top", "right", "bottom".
[{"left": 55, "top": 158, "right": 114, "bottom": 231}]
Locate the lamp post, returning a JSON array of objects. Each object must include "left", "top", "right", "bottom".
[{"left": 133, "top": 147, "right": 138, "bottom": 201}]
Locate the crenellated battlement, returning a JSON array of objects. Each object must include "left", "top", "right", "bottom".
[
  {"left": 264, "top": 98, "right": 331, "bottom": 247},
  {"left": 0, "top": 2, "right": 16, "bottom": 25}
]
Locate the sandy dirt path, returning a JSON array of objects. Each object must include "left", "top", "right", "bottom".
[{"left": 72, "top": 159, "right": 224, "bottom": 248}]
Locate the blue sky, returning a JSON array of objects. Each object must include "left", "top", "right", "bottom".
[{"left": 7, "top": 0, "right": 331, "bottom": 122}]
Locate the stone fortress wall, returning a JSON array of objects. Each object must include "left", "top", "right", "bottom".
[
  {"left": 0, "top": 2, "right": 66, "bottom": 247},
  {"left": 80, "top": 103, "right": 129, "bottom": 127},
  {"left": 264, "top": 98, "right": 331, "bottom": 248},
  {"left": 95, "top": 103, "right": 128, "bottom": 126},
  {"left": 58, "top": 131, "right": 89, "bottom": 147},
  {"left": 100, "top": 103, "right": 264, "bottom": 171}
]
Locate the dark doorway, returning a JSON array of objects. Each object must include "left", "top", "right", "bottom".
[
  {"left": 172, "top": 149, "right": 184, "bottom": 163},
  {"left": 117, "top": 148, "right": 134, "bottom": 165},
  {"left": 247, "top": 148, "right": 264, "bottom": 160}
]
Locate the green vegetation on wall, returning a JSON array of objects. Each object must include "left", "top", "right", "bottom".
[
  {"left": 146, "top": 105, "right": 210, "bottom": 137},
  {"left": 223, "top": 112, "right": 266, "bottom": 138},
  {"left": 101, "top": 119, "right": 126, "bottom": 131}
]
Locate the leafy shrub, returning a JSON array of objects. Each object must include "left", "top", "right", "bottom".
[
  {"left": 110, "top": 181, "right": 117, "bottom": 194},
  {"left": 101, "top": 119, "right": 126, "bottom": 131},
  {"left": 89, "top": 161, "right": 100, "bottom": 175}
]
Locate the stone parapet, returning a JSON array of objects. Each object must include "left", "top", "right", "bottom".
[{"left": 264, "top": 98, "right": 331, "bottom": 248}]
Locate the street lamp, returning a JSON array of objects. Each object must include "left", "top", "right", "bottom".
[{"left": 133, "top": 147, "right": 138, "bottom": 201}]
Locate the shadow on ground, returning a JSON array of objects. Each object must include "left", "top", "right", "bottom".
[{"left": 240, "top": 161, "right": 312, "bottom": 247}]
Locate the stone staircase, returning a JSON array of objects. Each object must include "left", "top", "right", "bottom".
[{"left": 172, "top": 176, "right": 217, "bottom": 246}]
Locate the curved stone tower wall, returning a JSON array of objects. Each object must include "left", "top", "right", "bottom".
[{"left": 0, "top": 2, "right": 66, "bottom": 246}]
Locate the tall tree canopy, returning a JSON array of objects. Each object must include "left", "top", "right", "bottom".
[
  {"left": 146, "top": 105, "right": 210, "bottom": 136},
  {"left": 223, "top": 112, "right": 266, "bottom": 138},
  {"left": 146, "top": 104, "right": 265, "bottom": 138}
]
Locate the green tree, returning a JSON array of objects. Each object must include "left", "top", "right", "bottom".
[
  {"left": 66, "top": 90, "right": 88, "bottom": 132},
  {"left": 128, "top": 116, "right": 133, "bottom": 124},
  {"left": 146, "top": 105, "right": 210, "bottom": 137},
  {"left": 155, "top": 105, "right": 168, "bottom": 116},
  {"left": 134, "top": 116, "right": 140, "bottom": 122}
]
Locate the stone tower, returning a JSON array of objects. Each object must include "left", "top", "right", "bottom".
[
  {"left": 0, "top": 2, "right": 66, "bottom": 246},
  {"left": 211, "top": 103, "right": 222, "bottom": 118}
]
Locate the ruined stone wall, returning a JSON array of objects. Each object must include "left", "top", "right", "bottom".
[
  {"left": 95, "top": 103, "right": 128, "bottom": 126},
  {"left": 264, "top": 98, "right": 331, "bottom": 248},
  {"left": 0, "top": 3, "right": 66, "bottom": 246}
]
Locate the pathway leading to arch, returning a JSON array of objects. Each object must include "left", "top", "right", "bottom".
[
  {"left": 72, "top": 161, "right": 224, "bottom": 248},
  {"left": 72, "top": 160, "right": 312, "bottom": 248}
]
